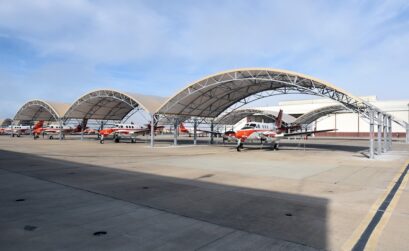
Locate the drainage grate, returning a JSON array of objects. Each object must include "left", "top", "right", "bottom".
[
  {"left": 285, "top": 213, "right": 293, "bottom": 217},
  {"left": 93, "top": 231, "right": 107, "bottom": 236},
  {"left": 15, "top": 199, "right": 25, "bottom": 202},
  {"left": 24, "top": 225, "right": 37, "bottom": 231}
]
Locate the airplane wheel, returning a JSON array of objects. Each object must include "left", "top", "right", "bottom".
[
  {"left": 114, "top": 137, "right": 120, "bottom": 143},
  {"left": 131, "top": 138, "right": 136, "bottom": 143},
  {"left": 100, "top": 139, "right": 104, "bottom": 144},
  {"left": 17, "top": 134, "right": 21, "bottom": 138},
  {"left": 49, "top": 136, "right": 53, "bottom": 140}
]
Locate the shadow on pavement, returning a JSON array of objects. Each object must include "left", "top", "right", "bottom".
[{"left": 0, "top": 149, "right": 329, "bottom": 250}]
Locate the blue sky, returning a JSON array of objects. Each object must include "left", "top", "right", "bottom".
[{"left": 0, "top": 0, "right": 409, "bottom": 118}]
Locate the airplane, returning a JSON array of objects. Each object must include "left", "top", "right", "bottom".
[
  {"left": 40, "top": 123, "right": 83, "bottom": 139},
  {"left": 98, "top": 123, "right": 151, "bottom": 144},
  {"left": 225, "top": 110, "right": 336, "bottom": 152},
  {"left": 6, "top": 120, "right": 44, "bottom": 137},
  {"left": 179, "top": 123, "right": 221, "bottom": 137}
]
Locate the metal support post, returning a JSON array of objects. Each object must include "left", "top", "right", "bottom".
[
  {"left": 377, "top": 113, "right": 382, "bottom": 155},
  {"left": 59, "top": 119, "right": 63, "bottom": 141},
  {"left": 406, "top": 123, "right": 409, "bottom": 144},
  {"left": 210, "top": 120, "right": 214, "bottom": 145},
  {"left": 383, "top": 115, "right": 387, "bottom": 153},
  {"left": 369, "top": 110, "right": 374, "bottom": 159},
  {"left": 193, "top": 118, "right": 197, "bottom": 145},
  {"left": 100, "top": 121, "right": 104, "bottom": 130},
  {"left": 150, "top": 114, "right": 155, "bottom": 147},
  {"left": 388, "top": 116, "right": 392, "bottom": 150},
  {"left": 80, "top": 118, "right": 86, "bottom": 141},
  {"left": 173, "top": 118, "right": 178, "bottom": 146}
]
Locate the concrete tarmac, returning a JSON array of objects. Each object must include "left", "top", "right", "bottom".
[{"left": 0, "top": 136, "right": 408, "bottom": 250}]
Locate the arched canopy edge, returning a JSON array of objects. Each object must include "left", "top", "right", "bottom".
[
  {"left": 64, "top": 89, "right": 167, "bottom": 121},
  {"left": 156, "top": 68, "right": 385, "bottom": 121},
  {"left": 14, "top": 99, "right": 70, "bottom": 121}
]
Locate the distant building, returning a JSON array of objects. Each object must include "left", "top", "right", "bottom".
[{"left": 248, "top": 96, "right": 408, "bottom": 138}]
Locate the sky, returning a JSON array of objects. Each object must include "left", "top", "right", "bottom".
[{"left": 0, "top": 0, "right": 409, "bottom": 119}]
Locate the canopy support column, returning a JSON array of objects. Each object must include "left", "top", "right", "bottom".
[
  {"left": 150, "top": 114, "right": 155, "bottom": 147},
  {"left": 388, "top": 116, "right": 392, "bottom": 150},
  {"left": 80, "top": 118, "right": 87, "bottom": 141},
  {"left": 173, "top": 118, "right": 178, "bottom": 146},
  {"left": 369, "top": 110, "right": 374, "bottom": 159},
  {"left": 383, "top": 115, "right": 387, "bottom": 153},
  {"left": 406, "top": 123, "right": 409, "bottom": 144},
  {"left": 59, "top": 119, "right": 63, "bottom": 141},
  {"left": 193, "top": 118, "right": 197, "bottom": 145},
  {"left": 210, "top": 120, "right": 214, "bottom": 145},
  {"left": 377, "top": 112, "right": 382, "bottom": 155}
]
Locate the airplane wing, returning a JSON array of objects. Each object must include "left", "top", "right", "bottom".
[
  {"left": 283, "top": 129, "right": 336, "bottom": 137},
  {"left": 197, "top": 129, "right": 222, "bottom": 136}
]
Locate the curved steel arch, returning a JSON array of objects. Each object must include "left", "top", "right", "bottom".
[
  {"left": 293, "top": 105, "right": 347, "bottom": 125},
  {"left": 64, "top": 89, "right": 166, "bottom": 121},
  {"left": 215, "top": 108, "right": 296, "bottom": 125},
  {"left": 157, "top": 68, "right": 383, "bottom": 122},
  {"left": 14, "top": 100, "right": 69, "bottom": 121}
]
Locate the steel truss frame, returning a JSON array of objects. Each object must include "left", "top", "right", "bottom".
[
  {"left": 14, "top": 100, "right": 60, "bottom": 122},
  {"left": 64, "top": 89, "right": 143, "bottom": 122},
  {"left": 156, "top": 69, "right": 408, "bottom": 157}
]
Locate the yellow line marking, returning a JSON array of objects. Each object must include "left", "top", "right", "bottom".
[
  {"left": 342, "top": 160, "right": 409, "bottom": 251},
  {"left": 365, "top": 160, "right": 409, "bottom": 250}
]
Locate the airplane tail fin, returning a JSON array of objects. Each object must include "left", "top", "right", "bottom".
[
  {"left": 179, "top": 123, "right": 186, "bottom": 131},
  {"left": 275, "top": 109, "right": 283, "bottom": 128},
  {"left": 33, "top": 120, "right": 44, "bottom": 129}
]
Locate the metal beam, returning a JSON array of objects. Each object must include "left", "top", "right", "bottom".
[
  {"left": 193, "top": 117, "right": 197, "bottom": 145},
  {"left": 59, "top": 119, "right": 63, "bottom": 141},
  {"left": 173, "top": 118, "right": 178, "bottom": 146},
  {"left": 377, "top": 112, "right": 382, "bottom": 155},
  {"left": 388, "top": 116, "right": 392, "bottom": 150},
  {"left": 369, "top": 110, "right": 374, "bottom": 159},
  {"left": 406, "top": 123, "right": 409, "bottom": 144},
  {"left": 383, "top": 115, "right": 387, "bottom": 153},
  {"left": 150, "top": 114, "right": 155, "bottom": 147},
  {"left": 210, "top": 120, "right": 214, "bottom": 145}
]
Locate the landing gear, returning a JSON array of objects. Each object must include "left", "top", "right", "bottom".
[
  {"left": 131, "top": 138, "right": 136, "bottom": 143},
  {"left": 273, "top": 143, "right": 279, "bottom": 151},
  {"left": 49, "top": 135, "right": 53, "bottom": 140},
  {"left": 114, "top": 134, "right": 120, "bottom": 143},
  {"left": 99, "top": 135, "right": 104, "bottom": 144},
  {"left": 236, "top": 139, "right": 244, "bottom": 152}
]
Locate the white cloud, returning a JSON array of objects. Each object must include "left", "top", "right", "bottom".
[{"left": 0, "top": 0, "right": 409, "bottom": 118}]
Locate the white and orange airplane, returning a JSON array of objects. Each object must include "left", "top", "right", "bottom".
[
  {"left": 179, "top": 123, "right": 220, "bottom": 137},
  {"left": 5, "top": 120, "right": 44, "bottom": 137},
  {"left": 225, "top": 110, "right": 335, "bottom": 151},
  {"left": 40, "top": 124, "right": 83, "bottom": 139},
  {"left": 98, "top": 123, "right": 151, "bottom": 144}
]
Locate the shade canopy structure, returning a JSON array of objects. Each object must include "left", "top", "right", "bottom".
[
  {"left": 0, "top": 118, "right": 13, "bottom": 127},
  {"left": 64, "top": 89, "right": 167, "bottom": 121},
  {"left": 293, "top": 105, "right": 347, "bottom": 125},
  {"left": 157, "top": 68, "right": 388, "bottom": 123},
  {"left": 14, "top": 100, "right": 70, "bottom": 122},
  {"left": 215, "top": 108, "right": 296, "bottom": 125}
]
